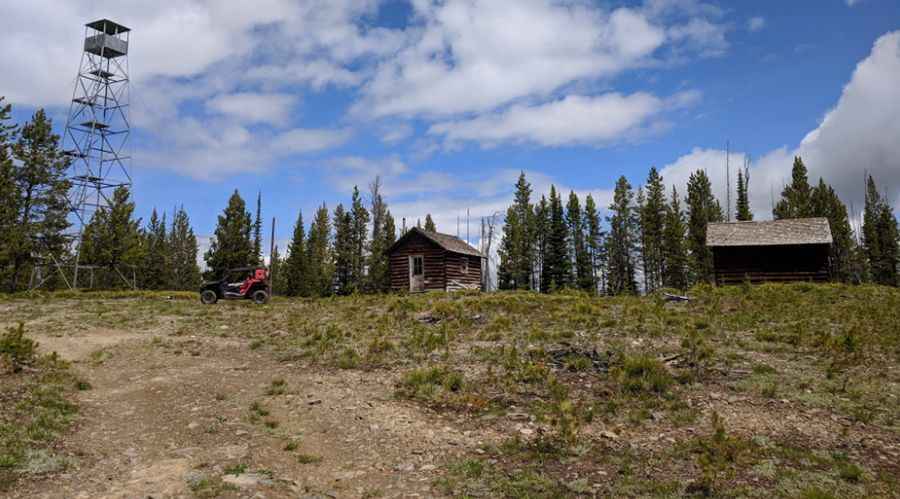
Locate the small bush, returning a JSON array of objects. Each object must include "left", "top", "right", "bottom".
[
  {"left": 617, "top": 355, "right": 673, "bottom": 395},
  {"left": 0, "top": 323, "right": 38, "bottom": 372}
]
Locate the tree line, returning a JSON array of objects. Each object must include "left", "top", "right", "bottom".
[
  {"left": 203, "top": 178, "right": 425, "bottom": 297},
  {"left": 0, "top": 97, "right": 202, "bottom": 292},
  {"left": 497, "top": 157, "right": 899, "bottom": 294}
]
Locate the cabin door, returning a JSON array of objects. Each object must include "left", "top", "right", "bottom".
[{"left": 409, "top": 255, "right": 425, "bottom": 292}]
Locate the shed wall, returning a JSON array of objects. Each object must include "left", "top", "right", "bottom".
[
  {"left": 389, "top": 232, "right": 446, "bottom": 291},
  {"left": 712, "top": 244, "right": 830, "bottom": 284}
]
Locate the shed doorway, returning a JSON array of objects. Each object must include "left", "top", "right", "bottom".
[{"left": 409, "top": 255, "right": 424, "bottom": 292}]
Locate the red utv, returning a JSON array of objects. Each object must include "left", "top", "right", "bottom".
[{"left": 200, "top": 267, "right": 270, "bottom": 305}]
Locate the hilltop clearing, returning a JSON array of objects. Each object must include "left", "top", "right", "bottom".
[{"left": 1, "top": 284, "right": 899, "bottom": 498}]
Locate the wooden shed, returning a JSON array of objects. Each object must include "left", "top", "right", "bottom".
[
  {"left": 388, "top": 227, "right": 484, "bottom": 292},
  {"left": 707, "top": 218, "right": 833, "bottom": 285}
]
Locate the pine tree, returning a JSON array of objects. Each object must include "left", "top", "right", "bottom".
[
  {"left": 268, "top": 245, "right": 288, "bottom": 295},
  {"left": 511, "top": 173, "right": 534, "bottom": 289},
  {"left": 79, "top": 186, "right": 144, "bottom": 288},
  {"left": 252, "top": 191, "right": 263, "bottom": 265},
  {"left": 606, "top": 176, "right": 638, "bottom": 295},
  {"left": 545, "top": 186, "right": 570, "bottom": 291},
  {"left": 168, "top": 206, "right": 200, "bottom": 290},
  {"left": 306, "top": 203, "right": 333, "bottom": 296},
  {"left": 203, "top": 190, "right": 254, "bottom": 280},
  {"left": 349, "top": 186, "right": 369, "bottom": 292},
  {"left": 566, "top": 191, "right": 592, "bottom": 291},
  {"left": 686, "top": 170, "right": 723, "bottom": 284},
  {"left": 8, "top": 109, "right": 71, "bottom": 291},
  {"left": 333, "top": 203, "right": 354, "bottom": 295},
  {"left": 141, "top": 209, "right": 169, "bottom": 289},
  {"left": 284, "top": 210, "right": 307, "bottom": 296},
  {"left": 367, "top": 177, "right": 390, "bottom": 293},
  {"left": 773, "top": 156, "right": 813, "bottom": 219},
  {"left": 735, "top": 167, "right": 753, "bottom": 221},
  {"left": 497, "top": 205, "right": 518, "bottom": 290},
  {"left": 0, "top": 97, "right": 19, "bottom": 288},
  {"left": 424, "top": 214, "right": 437, "bottom": 232},
  {"left": 640, "top": 167, "right": 666, "bottom": 292},
  {"left": 533, "top": 196, "right": 551, "bottom": 293},
  {"left": 662, "top": 186, "right": 689, "bottom": 290},
  {"left": 811, "top": 178, "right": 854, "bottom": 282},
  {"left": 382, "top": 210, "right": 397, "bottom": 291},
  {"left": 863, "top": 175, "right": 899, "bottom": 286},
  {"left": 583, "top": 194, "right": 604, "bottom": 294}
]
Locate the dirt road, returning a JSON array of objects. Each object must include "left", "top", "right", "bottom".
[{"left": 12, "top": 327, "right": 480, "bottom": 498}]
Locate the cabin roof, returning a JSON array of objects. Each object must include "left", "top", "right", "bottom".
[
  {"left": 706, "top": 218, "right": 833, "bottom": 247},
  {"left": 389, "top": 227, "right": 484, "bottom": 257}
]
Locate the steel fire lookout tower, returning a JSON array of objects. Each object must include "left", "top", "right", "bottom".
[{"left": 62, "top": 19, "right": 132, "bottom": 230}]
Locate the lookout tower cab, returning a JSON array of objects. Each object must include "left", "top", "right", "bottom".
[{"left": 84, "top": 19, "right": 129, "bottom": 59}]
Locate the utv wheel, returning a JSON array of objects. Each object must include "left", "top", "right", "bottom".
[
  {"left": 252, "top": 290, "right": 269, "bottom": 305},
  {"left": 200, "top": 290, "right": 218, "bottom": 305}
]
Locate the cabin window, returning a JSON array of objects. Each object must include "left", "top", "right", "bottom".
[
  {"left": 412, "top": 255, "right": 424, "bottom": 276},
  {"left": 461, "top": 257, "right": 469, "bottom": 274}
]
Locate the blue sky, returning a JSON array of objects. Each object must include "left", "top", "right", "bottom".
[{"left": 2, "top": 0, "right": 899, "bottom": 254}]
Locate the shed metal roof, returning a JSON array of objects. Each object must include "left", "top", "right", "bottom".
[
  {"left": 706, "top": 218, "right": 833, "bottom": 247},
  {"left": 389, "top": 227, "right": 484, "bottom": 257}
]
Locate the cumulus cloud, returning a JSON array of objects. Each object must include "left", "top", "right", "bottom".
[
  {"left": 661, "top": 31, "right": 900, "bottom": 218},
  {"left": 429, "top": 91, "right": 700, "bottom": 147},
  {"left": 355, "top": 0, "right": 725, "bottom": 119},
  {"left": 206, "top": 92, "right": 297, "bottom": 125}
]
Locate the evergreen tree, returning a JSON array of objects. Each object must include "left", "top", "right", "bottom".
[
  {"left": 382, "top": 210, "right": 397, "bottom": 290},
  {"left": 566, "top": 191, "right": 592, "bottom": 291},
  {"left": 497, "top": 205, "right": 517, "bottom": 290},
  {"left": 0, "top": 97, "right": 19, "bottom": 287},
  {"left": 583, "top": 194, "right": 604, "bottom": 294},
  {"left": 79, "top": 186, "right": 144, "bottom": 288},
  {"left": 203, "top": 190, "right": 254, "bottom": 280},
  {"left": 662, "top": 186, "right": 689, "bottom": 290},
  {"left": 686, "top": 170, "right": 723, "bottom": 284},
  {"left": 773, "top": 156, "right": 813, "bottom": 219},
  {"left": 141, "top": 209, "right": 169, "bottom": 289},
  {"left": 333, "top": 203, "right": 354, "bottom": 295},
  {"left": 306, "top": 203, "right": 333, "bottom": 296},
  {"left": 367, "top": 177, "right": 390, "bottom": 293},
  {"left": 284, "top": 210, "right": 307, "bottom": 296},
  {"left": 497, "top": 173, "right": 535, "bottom": 290},
  {"left": 268, "top": 245, "right": 288, "bottom": 295},
  {"left": 349, "top": 186, "right": 368, "bottom": 292},
  {"left": 545, "top": 186, "right": 570, "bottom": 291},
  {"left": 811, "top": 178, "right": 855, "bottom": 282},
  {"left": 424, "top": 213, "right": 437, "bottom": 232},
  {"left": 8, "top": 109, "right": 71, "bottom": 292},
  {"left": 168, "top": 206, "right": 200, "bottom": 290},
  {"left": 252, "top": 191, "right": 263, "bottom": 265},
  {"left": 533, "top": 196, "right": 551, "bottom": 293},
  {"left": 863, "top": 175, "right": 899, "bottom": 286},
  {"left": 639, "top": 167, "right": 666, "bottom": 292},
  {"left": 606, "top": 176, "right": 638, "bottom": 295},
  {"left": 735, "top": 167, "right": 753, "bottom": 221}
]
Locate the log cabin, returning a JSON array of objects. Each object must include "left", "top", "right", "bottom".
[
  {"left": 707, "top": 218, "right": 833, "bottom": 285},
  {"left": 388, "top": 227, "right": 484, "bottom": 292}
]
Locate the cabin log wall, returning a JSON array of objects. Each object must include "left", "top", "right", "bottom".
[{"left": 712, "top": 244, "right": 830, "bottom": 285}]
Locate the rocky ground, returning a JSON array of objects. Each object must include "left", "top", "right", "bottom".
[{"left": 1, "top": 285, "right": 899, "bottom": 498}]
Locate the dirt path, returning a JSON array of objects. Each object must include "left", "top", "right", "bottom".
[{"left": 11, "top": 329, "right": 483, "bottom": 498}]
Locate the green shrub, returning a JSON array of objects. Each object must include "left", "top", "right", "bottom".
[
  {"left": 0, "top": 323, "right": 38, "bottom": 372},
  {"left": 617, "top": 355, "right": 673, "bottom": 395}
]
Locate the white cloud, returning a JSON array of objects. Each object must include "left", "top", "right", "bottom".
[
  {"left": 661, "top": 31, "right": 900, "bottom": 217},
  {"left": 747, "top": 16, "right": 766, "bottom": 32},
  {"left": 429, "top": 91, "right": 700, "bottom": 147},
  {"left": 356, "top": 0, "right": 718, "bottom": 118},
  {"left": 206, "top": 92, "right": 297, "bottom": 125}
]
